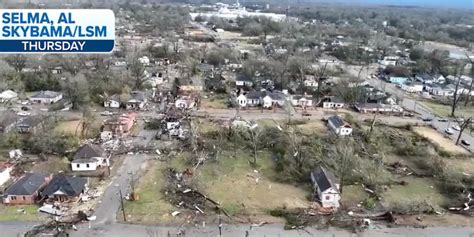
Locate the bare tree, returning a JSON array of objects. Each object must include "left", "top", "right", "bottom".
[
  {"left": 451, "top": 63, "right": 467, "bottom": 117},
  {"left": 329, "top": 138, "right": 356, "bottom": 194},
  {"left": 128, "top": 53, "right": 146, "bottom": 90},
  {"left": 455, "top": 117, "right": 472, "bottom": 145},
  {"left": 464, "top": 53, "right": 474, "bottom": 107},
  {"left": 4, "top": 55, "right": 26, "bottom": 73}
]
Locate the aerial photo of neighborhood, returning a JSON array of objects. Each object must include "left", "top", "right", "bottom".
[{"left": 0, "top": 0, "right": 473, "bottom": 236}]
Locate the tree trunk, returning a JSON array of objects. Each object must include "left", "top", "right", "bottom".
[
  {"left": 464, "top": 79, "right": 473, "bottom": 107},
  {"left": 456, "top": 117, "right": 472, "bottom": 145}
]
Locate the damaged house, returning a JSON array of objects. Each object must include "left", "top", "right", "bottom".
[
  {"left": 2, "top": 172, "right": 52, "bottom": 205},
  {"left": 310, "top": 166, "right": 341, "bottom": 208},
  {"left": 41, "top": 175, "right": 88, "bottom": 203},
  {"left": 327, "top": 115, "right": 352, "bottom": 136},
  {"left": 71, "top": 144, "right": 110, "bottom": 172}
]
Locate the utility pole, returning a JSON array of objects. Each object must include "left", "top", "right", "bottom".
[
  {"left": 119, "top": 189, "right": 127, "bottom": 222},
  {"left": 218, "top": 208, "right": 222, "bottom": 237}
]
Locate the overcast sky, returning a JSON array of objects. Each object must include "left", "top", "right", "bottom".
[{"left": 333, "top": 0, "right": 474, "bottom": 9}]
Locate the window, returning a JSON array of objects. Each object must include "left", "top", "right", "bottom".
[
  {"left": 325, "top": 196, "right": 330, "bottom": 200},
  {"left": 86, "top": 164, "right": 90, "bottom": 168},
  {"left": 10, "top": 196, "right": 16, "bottom": 200},
  {"left": 76, "top": 164, "right": 80, "bottom": 168},
  {"left": 22, "top": 196, "right": 26, "bottom": 200}
]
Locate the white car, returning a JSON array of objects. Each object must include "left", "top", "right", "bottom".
[
  {"left": 17, "top": 111, "right": 30, "bottom": 116},
  {"left": 444, "top": 128, "right": 454, "bottom": 135},
  {"left": 451, "top": 125, "right": 461, "bottom": 131}
]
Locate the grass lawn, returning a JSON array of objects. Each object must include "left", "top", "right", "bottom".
[
  {"left": 413, "top": 127, "right": 468, "bottom": 155},
  {"left": 55, "top": 120, "right": 82, "bottom": 135},
  {"left": 30, "top": 157, "right": 70, "bottom": 174},
  {"left": 198, "top": 150, "right": 310, "bottom": 221},
  {"left": 201, "top": 96, "right": 228, "bottom": 109},
  {"left": 122, "top": 160, "right": 174, "bottom": 224},
  {"left": 0, "top": 205, "right": 45, "bottom": 221},
  {"left": 382, "top": 177, "right": 448, "bottom": 209},
  {"left": 421, "top": 100, "right": 474, "bottom": 118},
  {"left": 341, "top": 185, "right": 369, "bottom": 208}
]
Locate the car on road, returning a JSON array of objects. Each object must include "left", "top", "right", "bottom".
[
  {"left": 452, "top": 125, "right": 461, "bottom": 131},
  {"left": 422, "top": 117, "right": 433, "bottom": 122},
  {"left": 437, "top": 118, "right": 448, "bottom": 122},
  {"left": 444, "top": 128, "right": 454, "bottom": 135},
  {"left": 461, "top": 140, "right": 471, "bottom": 146}
]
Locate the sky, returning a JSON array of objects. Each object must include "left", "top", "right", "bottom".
[{"left": 340, "top": 0, "right": 474, "bottom": 9}]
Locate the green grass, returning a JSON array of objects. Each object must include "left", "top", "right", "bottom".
[
  {"left": 201, "top": 96, "right": 227, "bottom": 109},
  {"left": 421, "top": 100, "right": 474, "bottom": 118},
  {"left": 341, "top": 185, "right": 369, "bottom": 207},
  {"left": 382, "top": 177, "right": 448, "bottom": 208},
  {"left": 123, "top": 161, "right": 174, "bottom": 224},
  {"left": 0, "top": 205, "right": 44, "bottom": 221}
]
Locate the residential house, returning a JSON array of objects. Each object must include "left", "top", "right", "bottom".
[
  {"left": 236, "top": 91, "right": 262, "bottom": 108},
  {"left": 415, "top": 73, "right": 434, "bottom": 84},
  {"left": 310, "top": 166, "right": 341, "bottom": 208},
  {"left": 433, "top": 74, "right": 446, "bottom": 84},
  {"left": 71, "top": 144, "right": 109, "bottom": 172},
  {"left": 387, "top": 76, "right": 410, "bottom": 85},
  {"left": 303, "top": 76, "right": 318, "bottom": 88},
  {"left": 125, "top": 91, "right": 147, "bottom": 110},
  {"left": 327, "top": 115, "right": 352, "bottom": 136},
  {"left": 0, "top": 162, "right": 14, "bottom": 186},
  {"left": 103, "top": 112, "right": 137, "bottom": 137},
  {"left": 103, "top": 95, "right": 121, "bottom": 109},
  {"left": 16, "top": 116, "right": 44, "bottom": 133},
  {"left": 2, "top": 172, "right": 52, "bottom": 204},
  {"left": 41, "top": 175, "right": 87, "bottom": 202},
  {"left": 0, "top": 111, "right": 19, "bottom": 133},
  {"left": 322, "top": 97, "right": 345, "bottom": 109},
  {"left": 235, "top": 74, "right": 254, "bottom": 87},
  {"left": 138, "top": 56, "right": 150, "bottom": 66},
  {"left": 262, "top": 91, "right": 287, "bottom": 108},
  {"left": 355, "top": 103, "right": 403, "bottom": 114},
  {"left": 291, "top": 94, "right": 313, "bottom": 107},
  {"left": 378, "top": 56, "right": 399, "bottom": 66},
  {"left": 401, "top": 82, "right": 423, "bottom": 93},
  {"left": 29, "top": 91, "right": 63, "bottom": 104},
  {"left": 0, "top": 90, "right": 18, "bottom": 103}
]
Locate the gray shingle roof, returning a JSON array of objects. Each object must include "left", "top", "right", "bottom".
[
  {"left": 31, "top": 90, "right": 61, "bottom": 99},
  {"left": 311, "top": 166, "right": 339, "bottom": 193},
  {"left": 41, "top": 175, "right": 87, "bottom": 197},
  {"left": 4, "top": 172, "right": 49, "bottom": 196},
  {"left": 74, "top": 144, "right": 104, "bottom": 160},
  {"left": 328, "top": 115, "right": 345, "bottom": 128}
]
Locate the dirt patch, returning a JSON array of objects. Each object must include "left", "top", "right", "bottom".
[
  {"left": 413, "top": 127, "right": 468, "bottom": 155},
  {"left": 55, "top": 120, "right": 82, "bottom": 135}
]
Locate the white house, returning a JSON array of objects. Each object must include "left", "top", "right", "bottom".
[
  {"left": 125, "top": 91, "right": 147, "bottom": 110},
  {"left": 262, "top": 91, "right": 286, "bottom": 109},
  {"left": 29, "top": 91, "right": 63, "bottom": 104},
  {"left": 235, "top": 74, "right": 254, "bottom": 87},
  {"left": 0, "top": 90, "right": 18, "bottom": 103},
  {"left": 104, "top": 95, "right": 121, "bottom": 108},
  {"left": 327, "top": 115, "right": 352, "bottom": 136},
  {"left": 0, "top": 163, "right": 14, "bottom": 186},
  {"left": 310, "top": 166, "right": 341, "bottom": 208},
  {"left": 401, "top": 82, "right": 423, "bottom": 93},
  {"left": 323, "top": 97, "right": 345, "bottom": 109},
  {"left": 291, "top": 95, "right": 313, "bottom": 107},
  {"left": 378, "top": 56, "right": 399, "bottom": 66},
  {"left": 236, "top": 92, "right": 262, "bottom": 108},
  {"left": 71, "top": 144, "right": 109, "bottom": 172}
]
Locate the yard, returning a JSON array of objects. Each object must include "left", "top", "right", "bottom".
[
  {"left": 122, "top": 160, "right": 175, "bottom": 224},
  {"left": 55, "top": 120, "right": 82, "bottom": 135},
  {"left": 421, "top": 100, "right": 474, "bottom": 118},
  {"left": 198, "top": 150, "right": 310, "bottom": 222},
  {"left": 381, "top": 176, "right": 449, "bottom": 210},
  {"left": 412, "top": 126, "right": 469, "bottom": 155},
  {"left": 200, "top": 96, "right": 228, "bottom": 110},
  {"left": 0, "top": 204, "right": 46, "bottom": 222}
]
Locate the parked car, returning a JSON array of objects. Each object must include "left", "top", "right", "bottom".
[
  {"left": 437, "top": 118, "right": 448, "bottom": 122},
  {"left": 452, "top": 125, "right": 461, "bottom": 131},
  {"left": 422, "top": 117, "right": 433, "bottom": 122},
  {"left": 461, "top": 140, "right": 471, "bottom": 146},
  {"left": 444, "top": 128, "right": 454, "bottom": 135}
]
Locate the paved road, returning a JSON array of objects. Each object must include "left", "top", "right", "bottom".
[
  {"left": 92, "top": 125, "right": 156, "bottom": 226},
  {"left": 346, "top": 65, "right": 473, "bottom": 153}
]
